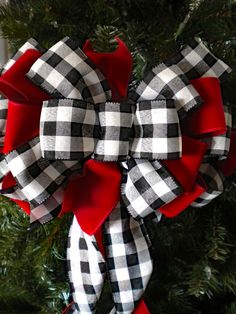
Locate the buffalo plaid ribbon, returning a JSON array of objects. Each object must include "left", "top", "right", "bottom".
[
  {"left": 191, "top": 163, "right": 225, "bottom": 207},
  {"left": 27, "top": 37, "right": 111, "bottom": 103},
  {"left": 67, "top": 202, "right": 153, "bottom": 314},
  {"left": 202, "top": 105, "right": 232, "bottom": 161},
  {"left": 40, "top": 98, "right": 182, "bottom": 162},
  {"left": 168, "top": 37, "right": 232, "bottom": 81}
]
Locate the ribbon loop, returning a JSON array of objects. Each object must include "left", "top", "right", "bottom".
[
  {"left": 130, "top": 62, "right": 202, "bottom": 119},
  {"left": 191, "top": 163, "right": 225, "bottom": 207},
  {"left": 27, "top": 37, "right": 111, "bottom": 103},
  {"left": 0, "top": 49, "right": 50, "bottom": 103},
  {"left": 181, "top": 77, "right": 226, "bottom": 138},
  {"left": 202, "top": 105, "right": 232, "bottom": 161},
  {"left": 121, "top": 158, "right": 182, "bottom": 220},
  {"left": 0, "top": 99, "right": 8, "bottom": 147},
  {"left": 40, "top": 99, "right": 99, "bottom": 160},
  {"left": 130, "top": 98, "right": 182, "bottom": 160},
  {"left": 5, "top": 137, "right": 81, "bottom": 208},
  {"left": 169, "top": 37, "right": 232, "bottom": 80}
]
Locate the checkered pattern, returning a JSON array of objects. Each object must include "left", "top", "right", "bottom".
[
  {"left": 2, "top": 38, "right": 43, "bottom": 74},
  {"left": 93, "top": 102, "right": 135, "bottom": 161},
  {"left": 40, "top": 99, "right": 99, "bottom": 160},
  {"left": 121, "top": 158, "right": 182, "bottom": 221},
  {"left": 27, "top": 37, "right": 111, "bottom": 103},
  {"left": 0, "top": 155, "right": 9, "bottom": 180},
  {"left": 103, "top": 203, "right": 153, "bottom": 314},
  {"left": 30, "top": 182, "right": 70, "bottom": 227},
  {"left": 202, "top": 105, "right": 232, "bottom": 161},
  {"left": 67, "top": 216, "right": 106, "bottom": 313},
  {"left": 130, "top": 63, "right": 202, "bottom": 120},
  {"left": 130, "top": 99, "right": 182, "bottom": 160},
  {"left": 191, "top": 163, "right": 225, "bottom": 208},
  {"left": 169, "top": 37, "right": 232, "bottom": 80},
  {"left": 5, "top": 137, "right": 81, "bottom": 208},
  {"left": 0, "top": 98, "right": 8, "bottom": 147}
]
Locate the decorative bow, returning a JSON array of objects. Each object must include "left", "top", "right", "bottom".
[{"left": 0, "top": 36, "right": 235, "bottom": 314}]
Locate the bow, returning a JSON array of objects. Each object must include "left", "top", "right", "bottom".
[{"left": 0, "top": 36, "right": 235, "bottom": 314}]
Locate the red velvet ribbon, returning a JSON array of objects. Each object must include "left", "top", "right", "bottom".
[
  {"left": 160, "top": 136, "right": 207, "bottom": 217},
  {"left": 61, "top": 160, "right": 122, "bottom": 235},
  {"left": 181, "top": 77, "right": 226, "bottom": 138},
  {"left": 159, "top": 176, "right": 206, "bottom": 217},
  {"left": 83, "top": 37, "right": 132, "bottom": 101},
  {"left": 163, "top": 136, "right": 207, "bottom": 192},
  {"left": 0, "top": 49, "right": 49, "bottom": 103},
  {"left": 3, "top": 100, "right": 43, "bottom": 154}
]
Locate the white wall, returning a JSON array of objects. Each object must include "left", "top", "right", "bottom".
[{"left": 0, "top": 0, "right": 9, "bottom": 67}]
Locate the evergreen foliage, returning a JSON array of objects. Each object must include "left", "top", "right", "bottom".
[{"left": 0, "top": 0, "right": 235, "bottom": 313}]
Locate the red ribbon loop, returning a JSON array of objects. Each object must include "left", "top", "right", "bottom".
[{"left": 182, "top": 77, "right": 226, "bottom": 138}]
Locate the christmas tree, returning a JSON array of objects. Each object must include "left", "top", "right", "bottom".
[{"left": 0, "top": 0, "right": 236, "bottom": 313}]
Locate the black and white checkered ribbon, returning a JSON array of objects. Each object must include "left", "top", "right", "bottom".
[
  {"left": 27, "top": 37, "right": 111, "bottom": 104},
  {"left": 67, "top": 202, "right": 153, "bottom": 314},
  {"left": 130, "top": 62, "right": 202, "bottom": 120},
  {"left": 40, "top": 98, "right": 182, "bottom": 162},
  {"left": 191, "top": 163, "right": 225, "bottom": 207},
  {"left": 0, "top": 98, "right": 8, "bottom": 151},
  {"left": 202, "top": 105, "right": 232, "bottom": 161},
  {"left": 168, "top": 37, "right": 232, "bottom": 81},
  {"left": 121, "top": 158, "right": 183, "bottom": 221},
  {"left": 4, "top": 136, "right": 81, "bottom": 210}
]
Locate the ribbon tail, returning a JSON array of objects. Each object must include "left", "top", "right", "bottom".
[
  {"left": 67, "top": 216, "right": 106, "bottom": 313},
  {"left": 103, "top": 202, "right": 152, "bottom": 314}
]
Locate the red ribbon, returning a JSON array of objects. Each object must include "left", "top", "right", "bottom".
[
  {"left": 3, "top": 100, "right": 42, "bottom": 154},
  {"left": 61, "top": 160, "right": 122, "bottom": 235},
  {"left": 83, "top": 37, "right": 132, "bottom": 101},
  {"left": 182, "top": 77, "right": 226, "bottom": 138},
  {"left": 0, "top": 49, "right": 49, "bottom": 103}
]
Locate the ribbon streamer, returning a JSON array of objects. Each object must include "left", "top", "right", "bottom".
[{"left": 67, "top": 202, "right": 152, "bottom": 314}]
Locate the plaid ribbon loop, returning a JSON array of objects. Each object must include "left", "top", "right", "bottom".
[
  {"left": 202, "top": 105, "right": 232, "bottom": 161},
  {"left": 168, "top": 37, "right": 232, "bottom": 81},
  {"left": 40, "top": 98, "right": 182, "bottom": 162},
  {"left": 27, "top": 37, "right": 111, "bottom": 104},
  {"left": 5, "top": 137, "right": 81, "bottom": 208},
  {"left": 191, "top": 163, "right": 225, "bottom": 207},
  {"left": 121, "top": 158, "right": 183, "bottom": 221},
  {"left": 130, "top": 62, "right": 203, "bottom": 120}
]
